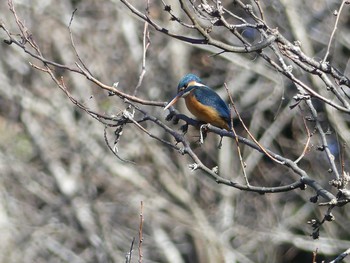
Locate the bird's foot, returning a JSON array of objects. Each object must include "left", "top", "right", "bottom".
[
  {"left": 180, "top": 123, "right": 189, "bottom": 134},
  {"left": 165, "top": 111, "right": 180, "bottom": 125}
]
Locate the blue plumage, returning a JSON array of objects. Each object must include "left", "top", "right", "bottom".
[
  {"left": 177, "top": 74, "right": 202, "bottom": 92},
  {"left": 192, "top": 86, "right": 230, "bottom": 124},
  {"left": 164, "top": 73, "right": 231, "bottom": 130}
]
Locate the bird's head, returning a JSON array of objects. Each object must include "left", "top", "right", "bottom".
[{"left": 164, "top": 74, "right": 203, "bottom": 110}]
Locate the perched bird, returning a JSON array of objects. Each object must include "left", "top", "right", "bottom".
[{"left": 164, "top": 74, "right": 231, "bottom": 130}]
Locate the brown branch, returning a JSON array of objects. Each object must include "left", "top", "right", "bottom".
[
  {"left": 259, "top": 41, "right": 350, "bottom": 113},
  {"left": 179, "top": 0, "right": 277, "bottom": 53},
  {"left": 1, "top": 22, "right": 165, "bottom": 108},
  {"left": 121, "top": 0, "right": 277, "bottom": 53},
  {"left": 225, "top": 84, "right": 285, "bottom": 165},
  {"left": 68, "top": 8, "right": 93, "bottom": 76},
  {"left": 294, "top": 115, "right": 311, "bottom": 164},
  {"left": 277, "top": 34, "right": 350, "bottom": 88}
]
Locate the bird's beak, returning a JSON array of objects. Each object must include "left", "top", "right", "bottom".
[{"left": 164, "top": 91, "right": 184, "bottom": 110}]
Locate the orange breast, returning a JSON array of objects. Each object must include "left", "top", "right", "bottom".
[{"left": 184, "top": 92, "right": 229, "bottom": 130}]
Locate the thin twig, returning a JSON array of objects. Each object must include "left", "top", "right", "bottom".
[
  {"left": 225, "top": 89, "right": 250, "bottom": 185},
  {"left": 294, "top": 116, "right": 311, "bottom": 164},
  {"left": 312, "top": 248, "right": 318, "bottom": 263},
  {"left": 224, "top": 84, "right": 285, "bottom": 165},
  {"left": 138, "top": 201, "right": 144, "bottom": 263},
  {"left": 323, "top": 0, "right": 348, "bottom": 63},
  {"left": 125, "top": 238, "right": 135, "bottom": 263},
  {"left": 253, "top": 0, "right": 265, "bottom": 21},
  {"left": 133, "top": 22, "right": 150, "bottom": 96},
  {"left": 306, "top": 99, "right": 341, "bottom": 180},
  {"left": 329, "top": 247, "right": 350, "bottom": 263},
  {"left": 68, "top": 8, "right": 93, "bottom": 76},
  {"left": 104, "top": 125, "right": 136, "bottom": 164}
]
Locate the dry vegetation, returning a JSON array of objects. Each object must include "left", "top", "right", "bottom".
[{"left": 1, "top": 0, "right": 350, "bottom": 262}]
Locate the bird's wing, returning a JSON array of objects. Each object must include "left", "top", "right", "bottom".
[{"left": 192, "top": 86, "right": 230, "bottom": 121}]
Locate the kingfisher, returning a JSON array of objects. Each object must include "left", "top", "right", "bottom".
[{"left": 164, "top": 74, "right": 231, "bottom": 130}]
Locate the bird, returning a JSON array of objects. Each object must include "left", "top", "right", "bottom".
[{"left": 164, "top": 73, "right": 231, "bottom": 130}]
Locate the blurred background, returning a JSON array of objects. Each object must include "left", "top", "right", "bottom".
[{"left": 0, "top": 0, "right": 350, "bottom": 262}]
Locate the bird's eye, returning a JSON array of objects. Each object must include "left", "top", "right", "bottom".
[{"left": 180, "top": 86, "right": 185, "bottom": 91}]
